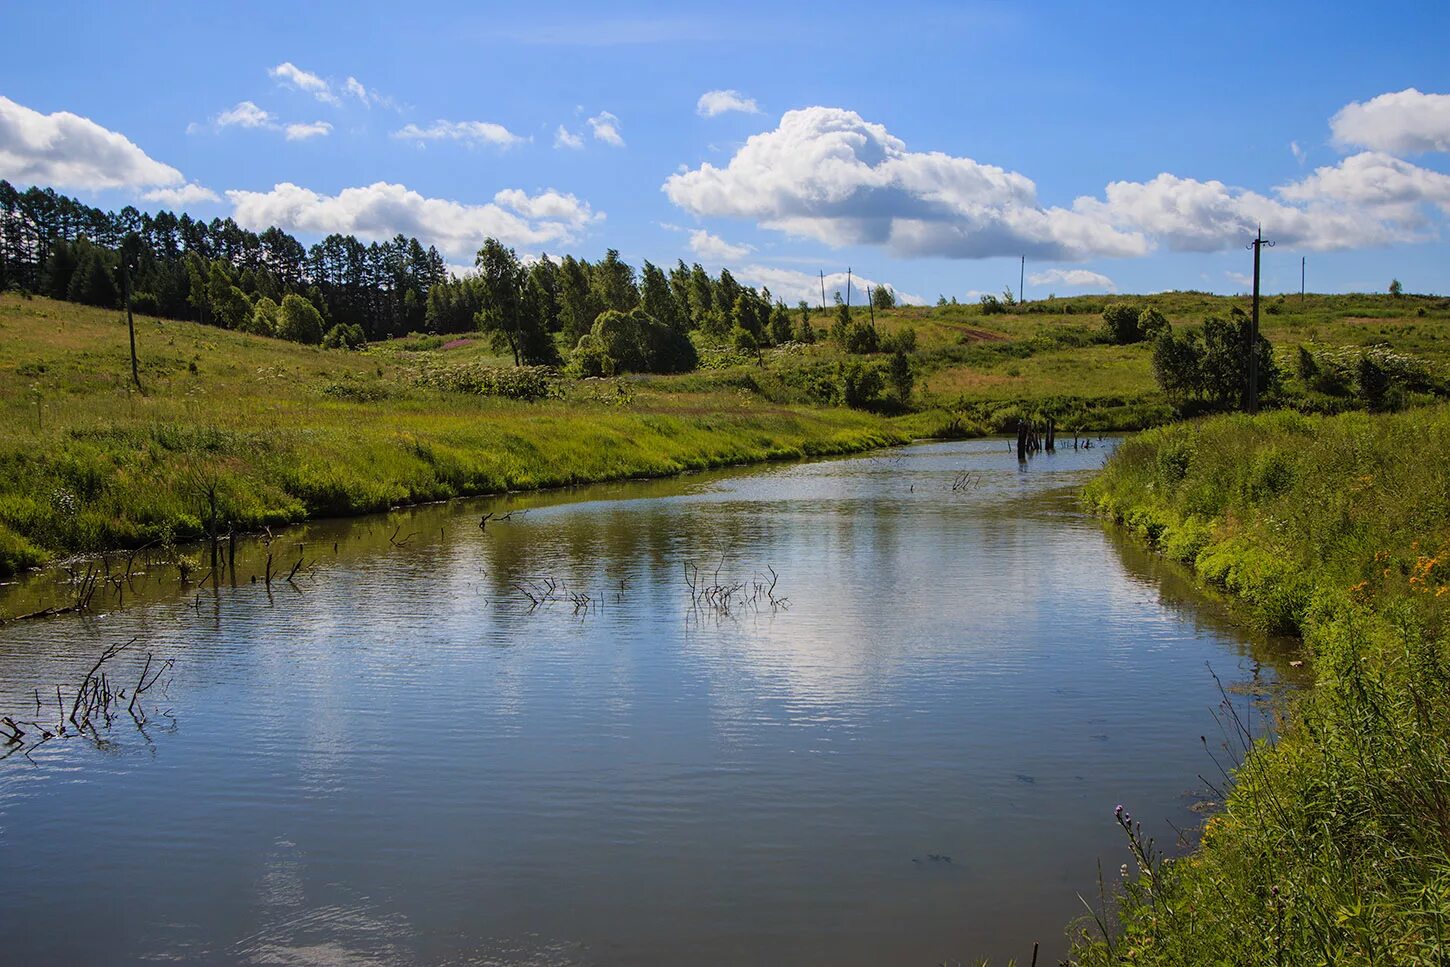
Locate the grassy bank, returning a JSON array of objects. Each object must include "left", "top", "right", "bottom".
[
  {"left": 0, "top": 295, "right": 913, "bottom": 576},
  {"left": 1077, "top": 406, "right": 1450, "bottom": 963},
  {"left": 4, "top": 288, "right": 1447, "bottom": 578}
]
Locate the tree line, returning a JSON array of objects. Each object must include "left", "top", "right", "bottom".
[{"left": 0, "top": 181, "right": 909, "bottom": 376}]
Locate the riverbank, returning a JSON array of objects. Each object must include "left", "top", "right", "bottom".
[
  {"left": 1076, "top": 405, "right": 1450, "bottom": 963},
  {"left": 0, "top": 295, "right": 969, "bottom": 577}
]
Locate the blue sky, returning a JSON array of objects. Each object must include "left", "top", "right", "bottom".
[{"left": 3, "top": 0, "right": 1448, "bottom": 303}]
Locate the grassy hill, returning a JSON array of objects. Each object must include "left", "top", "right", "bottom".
[{"left": 0, "top": 288, "right": 1446, "bottom": 576}]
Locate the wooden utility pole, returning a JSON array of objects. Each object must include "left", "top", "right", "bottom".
[
  {"left": 1300, "top": 256, "right": 1306, "bottom": 301},
  {"left": 121, "top": 233, "right": 142, "bottom": 393},
  {"left": 819, "top": 270, "right": 826, "bottom": 312},
  {"left": 867, "top": 286, "right": 875, "bottom": 326},
  {"left": 1246, "top": 226, "right": 1274, "bottom": 414},
  {"left": 845, "top": 268, "right": 852, "bottom": 312},
  {"left": 1019, "top": 255, "right": 1025, "bottom": 304}
]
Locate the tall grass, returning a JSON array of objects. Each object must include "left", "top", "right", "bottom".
[{"left": 1077, "top": 406, "right": 1450, "bottom": 963}]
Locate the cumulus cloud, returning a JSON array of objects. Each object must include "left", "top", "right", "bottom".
[
  {"left": 1331, "top": 88, "right": 1450, "bottom": 155},
  {"left": 1072, "top": 171, "right": 1423, "bottom": 252},
  {"left": 269, "top": 62, "right": 339, "bottom": 105},
  {"left": 284, "top": 121, "right": 332, "bottom": 141},
  {"left": 688, "top": 229, "right": 753, "bottom": 261},
  {"left": 215, "top": 100, "right": 275, "bottom": 129},
  {"left": 392, "top": 119, "right": 524, "bottom": 147},
  {"left": 142, "top": 183, "right": 221, "bottom": 206},
  {"left": 696, "top": 89, "right": 760, "bottom": 117},
  {"left": 663, "top": 107, "right": 1146, "bottom": 261},
  {"left": 736, "top": 264, "right": 923, "bottom": 306},
  {"left": 0, "top": 94, "right": 182, "bottom": 190},
  {"left": 588, "top": 111, "right": 624, "bottom": 146},
  {"left": 1277, "top": 151, "right": 1450, "bottom": 217},
  {"left": 225, "top": 181, "right": 600, "bottom": 259},
  {"left": 1027, "top": 268, "right": 1117, "bottom": 292},
  {"left": 554, "top": 125, "right": 584, "bottom": 149}
]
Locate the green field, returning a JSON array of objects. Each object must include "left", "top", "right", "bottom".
[{"left": 2, "top": 288, "right": 1448, "bottom": 578}]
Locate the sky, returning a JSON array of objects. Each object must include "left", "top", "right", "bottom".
[{"left": 2, "top": 0, "right": 1448, "bottom": 304}]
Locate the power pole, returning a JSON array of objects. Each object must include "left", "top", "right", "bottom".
[
  {"left": 1246, "top": 226, "right": 1274, "bottom": 414},
  {"left": 1019, "top": 255, "right": 1025, "bottom": 305},
  {"left": 867, "top": 286, "right": 875, "bottom": 326},
  {"left": 819, "top": 270, "right": 826, "bottom": 312},
  {"left": 1300, "top": 256, "right": 1306, "bottom": 301},
  {"left": 121, "top": 233, "right": 142, "bottom": 393},
  {"left": 845, "top": 268, "right": 852, "bottom": 312}
]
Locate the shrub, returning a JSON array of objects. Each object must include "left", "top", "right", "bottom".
[
  {"left": 881, "top": 327, "right": 917, "bottom": 354},
  {"left": 1102, "top": 301, "right": 1144, "bottom": 343},
  {"left": 414, "top": 362, "right": 559, "bottom": 400},
  {"left": 322, "top": 323, "right": 367, "bottom": 350},
  {"left": 979, "top": 294, "right": 1006, "bottom": 315},
  {"left": 842, "top": 320, "right": 880, "bottom": 354},
  {"left": 244, "top": 296, "right": 279, "bottom": 337},
  {"left": 839, "top": 359, "right": 884, "bottom": 409},
  {"left": 276, "top": 294, "right": 324, "bottom": 344}
]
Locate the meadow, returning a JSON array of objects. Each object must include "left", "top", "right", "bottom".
[{"left": 2, "top": 287, "right": 1447, "bottom": 580}]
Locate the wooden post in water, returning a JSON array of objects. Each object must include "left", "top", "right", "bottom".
[{"left": 1016, "top": 421, "right": 1029, "bottom": 462}]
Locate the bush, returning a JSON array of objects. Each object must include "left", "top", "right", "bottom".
[
  {"left": 1137, "top": 307, "right": 1169, "bottom": 341},
  {"left": 322, "top": 323, "right": 367, "bottom": 350},
  {"left": 243, "top": 296, "right": 279, "bottom": 337},
  {"left": 979, "top": 294, "right": 1006, "bottom": 315},
  {"left": 414, "top": 362, "right": 559, "bottom": 400},
  {"left": 839, "top": 359, "right": 884, "bottom": 409},
  {"left": 842, "top": 320, "right": 880, "bottom": 354},
  {"left": 1102, "top": 301, "right": 1144, "bottom": 343},
  {"left": 276, "top": 294, "right": 324, "bottom": 344},
  {"left": 881, "top": 327, "right": 917, "bottom": 354},
  {"left": 572, "top": 308, "right": 697, "bottom": 376},
  {"left": 569, "top": 334, "right": 612, "bottom": 377}
]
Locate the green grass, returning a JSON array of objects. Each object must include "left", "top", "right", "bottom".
[
  {"left": 1075, "top": 406, "right": 1450, "bottom": 964},
  {"left": 3, "top": 287, "right": 1447, "bottom": 577},
  {"left": 0, "top": 295, "right": 908, "bottom": 576}
]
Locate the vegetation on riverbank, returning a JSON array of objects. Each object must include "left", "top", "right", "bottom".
[
  {"left": 4, "top": 283, "right": 1450, "bottom": 578},
  {"left": 0, "top": 294, "right": 921, "bottom": 577},
  {"left": 1077, "top": 406, "right": 1450, "bottom": 963}
]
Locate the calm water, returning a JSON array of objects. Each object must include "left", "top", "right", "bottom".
[{"left": 0, "top": 440, "right": 1294, "bottom": 965}]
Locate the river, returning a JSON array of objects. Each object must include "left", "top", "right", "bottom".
[{"left": 0, "top": 438, "right": 1295, "bottom": 965}]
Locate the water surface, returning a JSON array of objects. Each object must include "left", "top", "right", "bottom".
[{"left": 0, "top": 439, "right": 1293, "bottom": 964}]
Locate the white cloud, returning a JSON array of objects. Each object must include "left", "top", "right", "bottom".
[
  {"left": 142, "top": 183, "right": 221, "bottom": 206},
  {"left": 588, "top": 111, "right": 624, "bottom": 146},
  {"left": 1225, "top": 271, "right": 1253, "bottom": 288},
  {"left": 736, "top": 264, "right": 923, "bottom": 306},
  {"left": 1072, "top": 171, "right": 1421, "bottom": 252},
  {"left": 1027, "top": 268, "right": 1117, "bottom": 292},
  {"left": 1290, "top": 140, "right": 1305, "bottom": 165},
  {"left": 215, "top": 100, "right": 274, "bottom": 129},
  {"left": 688, "top": 229, "right": 753, "bottom": 261},
  {"left": 392, "top": 119, "right": 524, "bottom": 147},
  {"left": 696, "top": 89, "right": 761, "bottom": 117},
  {"left": 1277, "top": 150, "right": 1450, "bottom": 217},
  {"left": 663, "top": 107, "right": 1146, "bottom": 261},
  {"left": 284, "top": 121, "right": 332, "bottom": 141},
  {"left": 0, "top": 94, "right": 182, "bottom": 190},
  {"left": 269, "top": 62, "right": 339, "bottom": 105},
  {"left": 1331, "top": 88, "right": 1450, "bottom": 155},
  {"left": 226, "top": 181, "right": 600, "bottom": 260},
  {"left": 554, "top": 125, "right": 584, "bottom": 149}
]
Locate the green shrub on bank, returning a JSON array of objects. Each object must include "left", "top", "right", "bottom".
[
  {"left": 1075, "top": 406, "right": 1450, "bottom": 964},
  {"left": 413, "top": 362, "right": 561, "bottom": 401}
]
